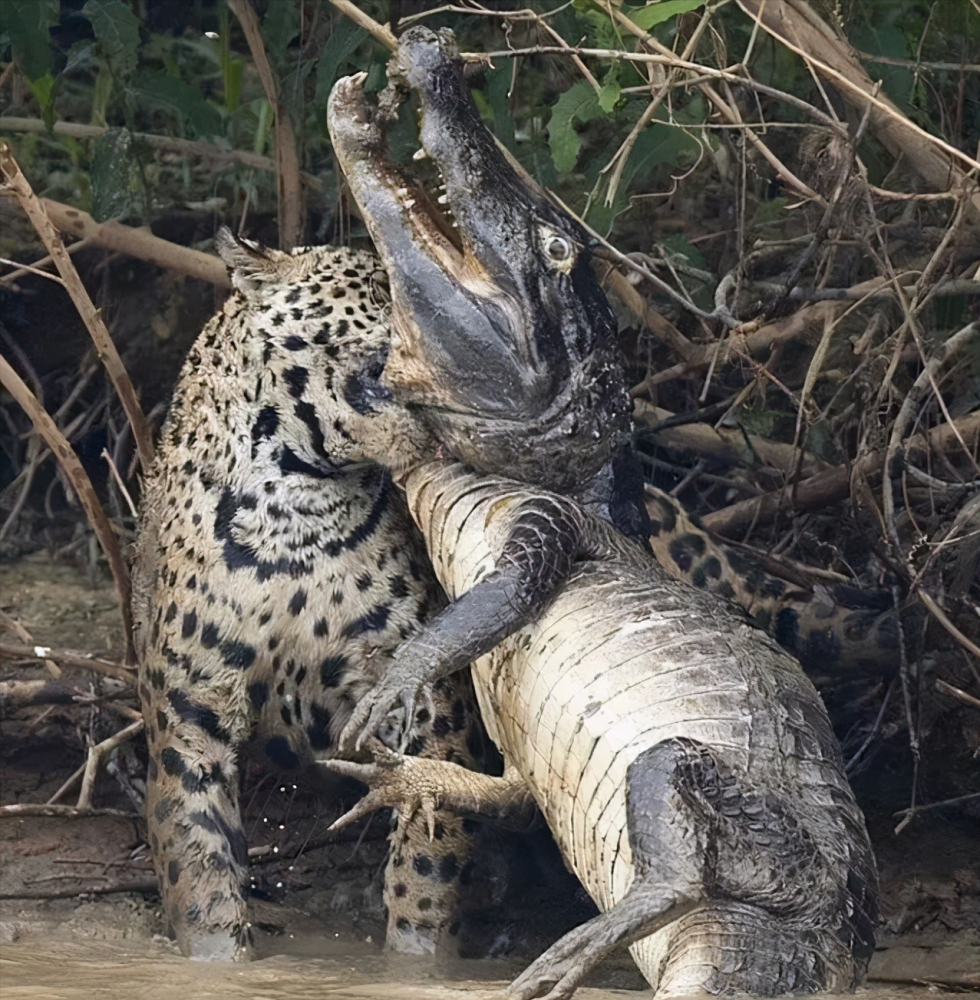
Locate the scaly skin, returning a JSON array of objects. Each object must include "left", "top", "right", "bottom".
[{"left": 330, "top": 461, "right": 879, "bottom": 999}]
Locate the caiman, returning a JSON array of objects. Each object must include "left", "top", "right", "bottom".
[
  {"left": 329, "top": 460, "right": 879, "bottom": 997},
  {"left": 322, "top": 27, "right": 879, "bottom": 998}
]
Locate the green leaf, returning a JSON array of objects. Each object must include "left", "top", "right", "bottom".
[
  {"left": 0, "top": 0, "right": 58, "bottom": 82},
  {"left": 628, "top": 0, "right": 704, "bottom": 32},
  {"left": 136, "top": 71, "right": 222, "bottom": 136},
  {"left": 90, "top": 128, "right": 141, "bottom": 222},
  {"left": 548, "top": 81, "right": 602, "bottom": 174},
  {"left": 263, "top": 0, "right": 300, "bottom": 71},
  {"left": 27, "top": 72, "right": 57, "bottom": 129},
  {"left": 315, "top": 20, "right": 367, "bottom": 104},
  {"left": 598, "top": 80, "right": 621, "bottom": 113},
  {"left": 661, "top": 234, "right": 706, "bottom": 271},
  {"left": 83, "top": 0, "right": 141, "bottom": 78}
]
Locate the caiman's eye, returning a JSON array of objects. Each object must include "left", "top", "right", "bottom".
[{"left": 545, "top": 235, "right": 572, "bottom": 262}]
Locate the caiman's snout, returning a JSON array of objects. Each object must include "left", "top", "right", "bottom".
[{"left": 328, "top": 28, "right": 629, "bottom": 495}]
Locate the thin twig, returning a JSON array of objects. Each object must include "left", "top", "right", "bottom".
[
  {"left": 0, "top": 804, "right": 135, "bottom": 819},
  {"left": 0, "top": 116, "right": 322, "bottom": 189},
  {"left": 328, "top": 0, "right": 397, "bottom": 50},
  {"left": 883, "top": 323, "right": 980, "bottom": 560},
  {"left": 935, "top": 678, "right": 980, "bottom": 710},
  {"left": 39, "top": 198, "right": 231, "bottom": 287},
  {"left": 0, "top": 145, "right": 154, "bottom": 470},
  {"left": 920, "top": 593, "right": 980, "bottom": 662},
  {"left": 701, "top": 410, "right": 980, "bottom": 536},
  {"left": 0, "top": 878, "right": 156, "bottom": 895},
  {"left": 0, "top": 643, "right": 133, "bottom": 683},
  {"left": 229, "top": 0, "right": 303, "bottom": 249},
  {"left": 0, "top": 362, "right": 134, "bottom": 658}
]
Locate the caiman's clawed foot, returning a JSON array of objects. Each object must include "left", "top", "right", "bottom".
[
  {"left": 324, "top": 743, "right": 539, "bottom": 832},
  {"left": 508, "top": 888, "right": 696, "bottom": 1000},
  {"left": 323, "top": 739, "right": 441, "bottom": 837}
]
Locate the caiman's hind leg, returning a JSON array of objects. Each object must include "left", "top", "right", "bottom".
[
  {"left": 142, "top": 677, "right": 250, "bottom": 960},
  {"left": 510, "top": 737, "right": 871, "bottom": 1000}
]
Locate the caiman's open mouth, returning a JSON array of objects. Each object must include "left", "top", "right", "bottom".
[
  {"left": 327, "top": 28, "right": 619, "bottom": 423},
  {"left": 327, "top": 28, "right": 636, "bottom": 506}
]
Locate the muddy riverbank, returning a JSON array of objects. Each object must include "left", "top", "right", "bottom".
[{"left": 1, "top": 554, "right": 978, "bottom": 997}]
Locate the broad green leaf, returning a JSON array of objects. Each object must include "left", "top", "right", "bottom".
[
  {"left": 136, "top": 71, "right": 222, "bottom": 136},
  {"left": 91, "top": 63, "right": 113, "bottom": 126},
  {"left": 0, "top": 0, "right": 58, "bottom": 81},
  {"left": 661, "top": 234, "right": 706, "bottom": 271},
  {"left": 315, "top": 20, "right": 366, "bottom": 103},
  {"left": 83, "top": 0, "right": 141, "bottom": 78},
  {"left": 263, "top": 0, "right": 300, "bottom": 73},
  {"left": 628, "top": 0, "right": 704, "bottom": 31},
  {"left": 548, "top": 81, "right": 602, "bottom": 174},
  {"left": 91, "top": 128, "right": 141, "bottom": 222},
  {"left": 484, "top": 64, "right": 515, "bottom": 151}
]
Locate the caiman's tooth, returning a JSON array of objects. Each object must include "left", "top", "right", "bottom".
[
  {"left": 404, "top": 198, "right": 416, "bottom": 209},
  {"left": 437, "top": 195, "right": 449, "bottom": 205},
  {"left": 396, "top": 187, "right": 408, "bottom": 197},
  {"left": 412, "top": 148, "right": 428, "bottom": 161}
]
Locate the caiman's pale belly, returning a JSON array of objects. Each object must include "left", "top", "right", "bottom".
[{"left": 407, "top": 462, "right": 786, "bottom": 985}]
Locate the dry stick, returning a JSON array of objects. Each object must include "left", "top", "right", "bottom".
[
  {"left": 0, "top": 878, "right": 158, "bottom": 898},
  {"left": 0, "top": 359, "right": 135, "bottom": 662},
  {"left": 461, "top": 38, "right": 980, "bottom": 183},
  {"left": 41, "top": 198, "right": 231, "bottom": 288},
  {"left": 0, "top": 235, "right": 92, "bottom": 288},
  {"left": 701, "top": 410, "right": 980, "bottom": 537},
  {"left": 0, "top": 643, "right": 134, "bottom": 684},
  {"left": 77, "top": 718, "right": 145, "bottom": 811},
  {"left": 229, "top": 0, "right": 303, "bottom": 250},
  {"left": 921, "top": 594, "right": 980, "bottom": 662},
  {"left": 0, "top": 611, "right": 33, "bottom": 644},
  {"left": 0, "top": 145, "right": 154, "bottom": 470},
  {"left": 0, "top": 116, "right": 323, "bottom": 191},
  {"left": 936, "top": 677, "right": 980, "bottom": 710},
  {"left": 328, "top": 0, "right": 397, "bottom": 49},
  {"left": 882, "top": 323, "right": 980, "bottom": 561},
  {"left": 893, "top": 791, "right": 980, "bottom": 835},
  {"left": 603, "top": 2, "right": 716, "bottom": 206},
  {"left": 735, "top": 0, "right": 980, "bottom": 212},
  {"left": 0, "top": 805, "right": 136, "bottom": 821},
  {"left": 633, "top": 400, "right": 829, "bottom": 478}
]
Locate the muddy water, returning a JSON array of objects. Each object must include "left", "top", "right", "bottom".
[{"left": 0, "top": 935, "right": 945, "bottom": 1000}]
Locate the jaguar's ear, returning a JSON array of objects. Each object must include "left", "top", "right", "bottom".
[{"left": 216, "top": 226, "right": 292, "bottom": 293}]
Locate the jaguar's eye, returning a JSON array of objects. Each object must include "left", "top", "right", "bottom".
[{"left": 545, "top": 235, "right": 572, "bottom": 262}]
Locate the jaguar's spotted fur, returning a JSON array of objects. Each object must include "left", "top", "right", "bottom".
[
  {"left": 644, "top": 488, "right": 897, "bottom": 674},
  {"left": 133, "top": 233, "right": 484, "bottom": 961}
]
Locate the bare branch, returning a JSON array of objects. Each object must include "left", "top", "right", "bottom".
[
  {"left": 0, "top": 359, "right": 134, "bottom": 662},
  {"left": 228, "top": 0, "right": 303, "bottom": 249},
  {"left": 0, "top": 144, "right": 155, "bottom": 470}
]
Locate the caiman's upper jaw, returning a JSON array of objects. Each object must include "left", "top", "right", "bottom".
[
  {"left": 327, "top": 73, "right": 464, "bottom": 283},
  {"left": 328, "top": 73, "right": 541, "bottom": 416}
]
